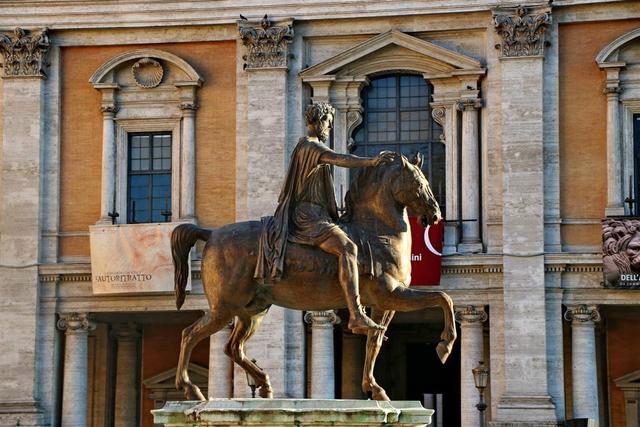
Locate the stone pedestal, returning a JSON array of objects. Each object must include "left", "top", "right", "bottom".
[
  {"left": 57, "top": 313, "right": 95, "bottom": 427},
  {"left": 152, "top": 399, "right": 433, "bottom": 426},
  {"left": 305, "top": 311, "right": 340, "bottom": 399},
  {"left": 456, "top": 305, "right": 488, "bottom": 427}
]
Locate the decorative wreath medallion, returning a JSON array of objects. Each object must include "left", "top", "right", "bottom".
[{"left": 131, "top": 57, "right": 164, "bottom": 88}]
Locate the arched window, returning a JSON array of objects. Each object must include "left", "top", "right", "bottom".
[{"left": 351, "top": 74, "right": 445, "bottom": 214}]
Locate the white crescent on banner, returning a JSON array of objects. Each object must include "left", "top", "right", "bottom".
[{"left": 423, "top": 225, "right": 442, "bottom": 257}]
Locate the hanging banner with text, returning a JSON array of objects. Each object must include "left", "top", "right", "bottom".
[
  {"left": 90, "top": 222, "right": 190, "bottom": 294},
  {"left": 409, "top": 217, "right": 443, "bottom": 286}
]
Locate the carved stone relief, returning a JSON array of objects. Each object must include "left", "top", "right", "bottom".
[
  {"left": 602, "top": 218, "right": 640, "bottom": 288},
  {"left": 0, "top": 27, "right": 50, "bottom": 78},
  {"left": 239, "top": 14, "right": 293, "bottom": 69},
  {"left": 492, "top": 6, "right": 551, "bottom": 58},
  {"left": 346, "top": 110, "right": 363, "bottom": 152},
  {"left": 131, "top": 57, "right": 164, "bottom": 88}
]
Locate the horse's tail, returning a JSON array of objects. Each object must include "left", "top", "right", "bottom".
[{"left": 171, "top": 224, "right": 212, "bottom": 310}]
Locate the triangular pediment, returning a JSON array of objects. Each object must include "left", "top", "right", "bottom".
[
  {"left": 300, "top": 29, "right": 483, "bottom": 79},
  {"left": 614, "top": 369, "right": 640, "bottom": 390},
  {"left": 143, "top": 364, "right": 209, "bottom": 390}
]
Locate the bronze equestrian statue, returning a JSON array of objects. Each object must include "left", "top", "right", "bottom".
[{"left": 171, "top": 102, "right": 456, "bottom": 401}]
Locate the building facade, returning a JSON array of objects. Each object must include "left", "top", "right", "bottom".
[{"left": 0, "top": 1, "right": 639, "bottom": 426}]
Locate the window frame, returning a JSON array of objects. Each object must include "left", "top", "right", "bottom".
[
  {"left": 126, "top": 131, "right": 173, "bottom": 224},
  {"left": 115, "top": 119, "right": 181, "bottom": 224}
]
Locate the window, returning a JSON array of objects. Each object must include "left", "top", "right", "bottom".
[
  {"left": 127, "top": 132, "right": 172, "bottom": 223},
  {"left": 351, "top": 74, "right": 445, "bottom": 214}
]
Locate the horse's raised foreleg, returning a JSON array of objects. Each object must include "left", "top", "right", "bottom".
[
  {"left": 176, "top": 309, "right": 233, "bottom": 400},
  {"left": 224, "top": 309, "right": 273, "bottom": 398},
  {"left": 379, "top": 286, "right": 456, "bottom": 363},
  {"left": 362, "top": 309, "right": 395, "bottom": 401}
]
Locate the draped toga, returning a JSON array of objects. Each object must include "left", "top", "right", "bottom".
[{"left": 254, "top": 137, "right": 340, "bottom": 282}]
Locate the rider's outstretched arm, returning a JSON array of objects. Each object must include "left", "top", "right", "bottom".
[{"left": 319, "top": 151, "right": 394, "bottom": 168}]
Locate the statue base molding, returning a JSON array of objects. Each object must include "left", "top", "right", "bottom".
[{"left": 152, "top": 399, "right": 433, "bottom": 426}]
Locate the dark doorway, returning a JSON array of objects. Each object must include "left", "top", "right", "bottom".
[{"left": 373, "top": 313, "right": 461, "bottom": 427}]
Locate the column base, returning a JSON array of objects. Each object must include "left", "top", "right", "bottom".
[
  {"left": 0, "top": 400, "right": 43, "bottom": 426},
  {"left": 458, "top": 241, "right": 483, "bottom": 253},
  {"left": 496, "top": 395, "right": 557, "bottom": 423}
]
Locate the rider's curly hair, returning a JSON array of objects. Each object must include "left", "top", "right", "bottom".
[{"left": 304, "top": 102, "right": 335, "bottom": 126}]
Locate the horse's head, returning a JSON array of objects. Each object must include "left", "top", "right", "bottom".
[{"left": 389, "top": 153, "right": 442, "bottom": 227}]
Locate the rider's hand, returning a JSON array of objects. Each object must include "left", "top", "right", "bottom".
[{"left": 373, "top": 151, "right": 395, "bottom": 166}]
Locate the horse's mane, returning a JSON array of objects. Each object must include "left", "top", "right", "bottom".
[{"left": 340, "top": 154, "right": 401, "bottom": 224}]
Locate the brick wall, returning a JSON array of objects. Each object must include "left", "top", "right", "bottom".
[{"left": 59, "top": 41, "right": 236, "bottom": 258}]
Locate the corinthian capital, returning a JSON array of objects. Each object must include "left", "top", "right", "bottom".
[
  {"left": 564, "top": 305, "right": 601, "bottom": 324},
  {"left": 493, "top": 6, "right": 551, "bottom": 58},
  {"left": 238, "top": 15, "right": 293, "bottom": 69},
  {"left": 57, "top": 312, "right": 96, "bottom": 333},
  {"left": 0, "top": 27, "right": 50, "bottom": 78},
  {"left": 455, "top": 305, "right": 488, "bottom": 325},
  {"left": 304, "top": 310, "right": 341, "bottom": 328}
]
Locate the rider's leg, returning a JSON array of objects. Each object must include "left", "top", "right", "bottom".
[{"left": 318, "top": 232, "right": 384, "bottom": 335}]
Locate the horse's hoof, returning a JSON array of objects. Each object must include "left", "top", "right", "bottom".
[
  {"left": 184, "top": 384, "right": 206, "bottom": 401},
  {"left": 371, "top": 387, "right": 391, "bottom": 401},
  {"left": 436, "top": 340, "right": 453, "bottom": 364},
  {"left": 259, "top": 384, "right": 273, "bottom": 398}
]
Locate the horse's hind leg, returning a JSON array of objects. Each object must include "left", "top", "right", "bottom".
[
  {"left": 362, "top": 309, "right": 395, "bottom": 401},
  {"left": 176, "top": 308, "right": 233, "bottom": 400},
  {"left": 224, "top": 308, "right": 273, "bottom": 398}
]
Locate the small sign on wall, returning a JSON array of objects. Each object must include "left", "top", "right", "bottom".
[
  {"left": 89, "top": 222, "right": 190, "bottom": 294},
  {"left": 409, "top": 217, "right": 443, "bottom": 286}
]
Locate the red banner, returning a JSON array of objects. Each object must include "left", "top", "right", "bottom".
[{"left": 408, "top": 217, "right": 443, "bottom": 286}]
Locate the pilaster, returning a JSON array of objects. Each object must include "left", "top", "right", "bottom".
[
  {"left": 493, "top": 4, "right": 557, "bottom": 423},
  {"left": 0, "top": 26, "right": 49, "bottom": 427},
  {"left": 600, "top": 63, "right": 625, "bottom": 216},
  {"left": 305, "top": 310, "right": 340, "bottom": 399},
  {"left": 233, "top": 17, "right": 296, "bottom": 399}
]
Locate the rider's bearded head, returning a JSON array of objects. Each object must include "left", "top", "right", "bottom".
[{"left": 305, "top": 102, "right": 335, "bottom": 143}]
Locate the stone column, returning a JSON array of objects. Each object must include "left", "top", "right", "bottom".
[
  {"left": 493, "top": 5, "right": 557, "bottom": 423},
  {"left": 57, "top": 313, "right": 95, "bottom": 427},
  {"left": 180, "top": 103, "right": 197, "bottom": 221},
  {"left": 0, "top": 27, "right": 49, "bottom": 426},
  {"left": 600, "top": 64, "right": 624, "bottom": 216},
  {"left": 456, "top": 98, "right": 483, "bottom": 253},
  {"left": 565, "top": 305, "right": 601, "bottom": 425},
  {"left": 305, "top": 311, "right": 340, "bottom": 399},
  {"left": 99, "top": 105, "right": 117, "bottom": 223},
  {"left": 209, "top": 323, "right": 233, "bottom": 398},
  {"left": 456, "top": 305, "right": 488, "bottom": 427},
  {"left": 112, "top": 323, "right": 141, "bottom": 427}
]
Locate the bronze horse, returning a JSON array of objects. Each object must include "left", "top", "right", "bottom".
[{"left": 171, "top": 153, "right": 456, "bottom": 401}]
